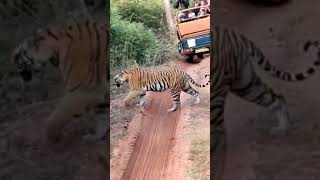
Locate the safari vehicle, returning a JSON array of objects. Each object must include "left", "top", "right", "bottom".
[{"left": 175, "top": 6, "right": 210, "bottom": 62}]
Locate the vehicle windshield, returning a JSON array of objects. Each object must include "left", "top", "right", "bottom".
[{"left": 176, "top": 6, "right": 210, "bottom": 23}]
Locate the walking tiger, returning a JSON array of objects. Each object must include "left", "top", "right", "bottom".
[
  {"left": 211, "top": 25, "right": 320, "bottom": 179},
  {"left": 113, "top": 67, "right": 210, "bottom": 112},
  {"left": 11, "top": 20, "right": 108, "bottom": 143}
]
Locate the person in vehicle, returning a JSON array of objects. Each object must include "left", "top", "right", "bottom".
[
  {"left": 194, "top": 0, "right": 207, "bottom": 6},
  {"left": 177, "top": 12, "right": 187, "bottom": 23},
  {"left": 173, "top": 0, "right": 189, "bottom": 9},
  {"left": 188, "top": 9, "right": 196, "bottom": 18},
  {"left": 198, "top": 7, "right": 208, "bottom": 16}
]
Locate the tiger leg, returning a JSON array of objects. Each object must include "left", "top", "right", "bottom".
[
  {"left": 211, "top": 86, "right": 228, "bottom": 180},
  {"left": 124, "top": 90, "right": 142, "bottom": 107},
  {"left": 182, "top": 85, "right": 200, "bottom": 104},
  {"left": 137, "top": 89, "right": 147, "bottom": 106},
  {"left": 136, "top": 90, "right": 147, "bottom": 114},
  {"left": 231, "top": 62, "right": 289, "bottom": 134},
  {"left": 44, "top": 92, "right": 88, "bottom": 143},
  {"left": 168, "top": 88, "right": 182, "bottom": 112}
]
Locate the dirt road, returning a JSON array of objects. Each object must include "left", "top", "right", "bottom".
[
  {"left": 122, "top": 92, "right": 181, "bottom": 180},
  {"left": 0, "top": 99, "right": 107, "bottom": 180},
  {"left": 111, "top": 57, "right": 210, "bottom": 180}
]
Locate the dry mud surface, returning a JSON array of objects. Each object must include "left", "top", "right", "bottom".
[
  {"left": 111, "top": 57, "right": 210, "bottom": 180},
  {"left": 0, "top": 99, "right": 107, "bottom": 180}
]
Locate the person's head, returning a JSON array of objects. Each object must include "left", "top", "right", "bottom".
[
  {"left": 199, "top": 8, "right": 207, "bottom": 15},
  {"left": 178, "top": 12, "right": 187, "bottom": 22},
  {"left": 187, "top": 10, "right": 195, "bottom": 18},
  {"left": 177, "top": 12, "right": 185, "bottom": 19}
]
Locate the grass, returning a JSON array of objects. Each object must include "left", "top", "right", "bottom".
[
  {"left": 185, "top": 103, "right": 210, "bottom": 180},
  {"left": 187, "top": 127, "right": 210, "bottom": 180}
]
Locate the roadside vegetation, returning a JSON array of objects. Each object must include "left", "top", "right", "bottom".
[
  {"left": 110, "top": 0, "right": 175, "bottom": 93},
  {"left": 186, "top": 103, "right": 210, "bottom": 180},
  {"left": 110, "top": 0, "right": 176, "bottom": 154}
]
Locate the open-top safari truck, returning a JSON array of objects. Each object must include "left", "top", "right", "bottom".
[{"left": 175, "top": 6, "right": 210, "bottom": 62}]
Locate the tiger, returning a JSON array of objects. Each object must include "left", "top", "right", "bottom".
[
  {"left": 10, "top": 20, "right": 109, "bottom": 143},
  {"left": 113, "top": 67, "right": 210, "bottom": 112},
  {"left": 211, "top": 25, "right": 320, "bottom": 180}
]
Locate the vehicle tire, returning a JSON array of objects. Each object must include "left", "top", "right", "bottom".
[
  {"left": 197, "top": 53, "right": 204, "bottom": 59},
  {"left": 186, "top": 55, "right": 194, "bottom": 63}
]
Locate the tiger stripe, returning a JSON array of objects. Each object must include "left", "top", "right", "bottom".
[
  {"left": 11, "top": 20, "right": 108, "bottom": 142},
  {"left": 114, "top": 67, "right": 209, "bottom": 112}
]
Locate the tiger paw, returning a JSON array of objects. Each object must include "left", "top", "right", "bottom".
[
  {"left": 136, "top": 102, "right": 145, "bottom": 108},
  {"left": 167, "top": 104, "right": 180, "bottom": 112},
  {"left": 136, "top": 104, "right": 146, "bottom": 115},
  {"left": 193, "top": 96, "right": 200, "bottom": 104},
  {"left": 140, "top": 108, "right": 146, "bottom": 115},
  {"left": 138, "top": 99, "right": 145, "bottom": 106}
]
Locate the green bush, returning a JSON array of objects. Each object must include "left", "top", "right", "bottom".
[
  {"left": 111, "top": 0, "right": 166, "bottom": 31},
  {"left": 110, "top": 12, "right": 174, "bottom": 74}
]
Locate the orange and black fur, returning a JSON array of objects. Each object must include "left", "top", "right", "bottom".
[
  {"left": 114, "top": 67, "right": 209, "bottom": 112},
  {"left": 11, "top": 20, "right": 108, "bottom": 143}
]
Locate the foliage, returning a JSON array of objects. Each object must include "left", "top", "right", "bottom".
[
  {"left": 113, "top": 0, "right": 165, "bottom": 31},
  {"left": 110, "top": 5, "right": 174, "bottom": 75}
]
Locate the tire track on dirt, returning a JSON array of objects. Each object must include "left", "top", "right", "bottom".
[
  {"left": 122, "top": 93, "right": 181, "bottom": 180},
  {"left": 111, "top": 57, "right": 210, "bottom": 180}
]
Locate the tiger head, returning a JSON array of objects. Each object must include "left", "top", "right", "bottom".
[
  {"left": 113, "top": 70, "right": 130, "bottom": 87},
  {"left": 11, "top": 29, "right": 60, "bottom": 82}
]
